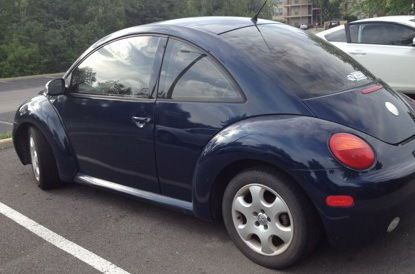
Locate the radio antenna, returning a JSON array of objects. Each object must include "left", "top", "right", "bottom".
[{"left": 251, "top": 0, "right": 268, "bottom": 24}]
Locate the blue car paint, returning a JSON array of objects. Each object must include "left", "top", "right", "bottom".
[
  {"left": 304, "top": 86, "right": 415, "bottom": 145},
  {"left": 52, "top": 94, "right": 160, "bottom": 193},
  {"left": 13, "top": 95, "right": 77, "bottom": 182},
  {"left": 12, "top": 17, "right": 415, "bottom": 247}
]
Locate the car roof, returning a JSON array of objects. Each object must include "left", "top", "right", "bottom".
[
  {"left": 66, "top": 17, "right": 279, "bottom": 78},
  {"left": 317, "top": 15, "right": 415, "bottom": 38},
  {"left": 155, "top": 16, "right": 277, "bottom": 34},
  {"left": 355, "top": 15, "right": 415, "bottom": 27},
  {"left": 68, "top": 17, "right": 279, "bottom": 74}
]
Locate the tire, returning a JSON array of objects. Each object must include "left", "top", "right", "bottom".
[
  {"left": 222, "top": 167, "right": 321, "bottom": 269},
  {"left": 28, "top": 127, "right": 62, "bottom": 190}
]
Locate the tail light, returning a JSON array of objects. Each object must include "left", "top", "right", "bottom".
[{"left": 329, "top": 133, "right": 375, "bottom": 170}]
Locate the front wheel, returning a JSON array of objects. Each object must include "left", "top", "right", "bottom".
[
  {"left": 222, "top": 167, "right": 320, "bottom": 269},
  {"left": 29, "top": 127, "right": 62, "bottom": 189}
]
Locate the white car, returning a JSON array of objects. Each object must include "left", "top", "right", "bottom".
[
  {"left": 317, "top": 16, "right": 415, "bottom": 93},
  {"left": 300, "top": 24, "right": 308, "bottom": 30}
]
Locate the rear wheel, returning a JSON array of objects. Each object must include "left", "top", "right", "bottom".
[
  {"left": 28, "top": 127, "right": 62, "bottom": 189},
  {"left": 222, "top": 167, "right": 320, "bottom": 269}
]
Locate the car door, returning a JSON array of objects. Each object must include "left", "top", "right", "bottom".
[
  {"left": 154, "top": 38, "right": 245, "bottom": 201},
  {"left": 342, "top": 22, "right": 415, "bottom": 93},
  {"left": 53, "top": 35, "right": 167, "bottom": 193}
]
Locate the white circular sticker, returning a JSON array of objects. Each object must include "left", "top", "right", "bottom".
[{"left": 385, "top": 102, "right": 399, "bottom": 116}]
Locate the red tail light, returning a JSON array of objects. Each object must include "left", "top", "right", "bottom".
[
  {"left": 329, "top": 133, "right": 375, "bottom": 170},
  {"left": 326, "top": 195, "right": 354, "bottom": 207}
]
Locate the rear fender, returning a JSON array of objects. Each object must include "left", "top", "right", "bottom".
[
  {"left": 13, "top": 95, "right": 77, "bottom": 182},
  {"left": 192, "top": 115, "right": 347, "bottom": 220}
]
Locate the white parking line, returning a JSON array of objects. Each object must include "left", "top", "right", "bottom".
[
  {"left": 0, "top": 202, "right": 130, "bottom": 274},
  {"left": 0, "top": 121, "right": 13, "bottom": 125}
]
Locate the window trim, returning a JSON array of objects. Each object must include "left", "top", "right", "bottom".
[
  {"left": 65, "top": 34, "right": 168, "bottom": 101},
  {"left": 156, "top": 36, "right": 246, "bottom": 104},
  {"left": 346, "top": 21, "right": 415, "bottom": 47}
]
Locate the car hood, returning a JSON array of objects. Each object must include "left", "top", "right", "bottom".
[{"left": 303, "top": 85, "right": 415, "bottom": 144}]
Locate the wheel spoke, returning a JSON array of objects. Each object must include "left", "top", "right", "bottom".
[
  {"left": 268, "top": 197, "right": 289, "bottom": 217},
  {"left": 269, "top": 224, "right": 292, "bottom": 243},
  {"left": 249, "top": 185, "right": 265, "bottom": 207},
  {"left": 258, "top": 233, "right": 275, "bottom": 255},
  {"left": 237, "top": 223, "right": 254, "bottom": 240},
  {"left": 233, "top": 196, "right": 252, "bottom": 217}
]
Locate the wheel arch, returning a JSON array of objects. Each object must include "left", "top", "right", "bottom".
[
  {"left": 13, "top": 95, "right": 78, "bottom": 182},
  {"left": 191, "top": 115, "right": 342, "bottom": 223}
]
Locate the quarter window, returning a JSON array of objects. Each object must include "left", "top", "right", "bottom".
[
  {"left": 70, "top": 36, "right": 164, "bottom": 98},
  {"left": 349, "top": 23, "right": 415, "bottom": 46},
  {"left": 158, "top": 39, "right": 242, "bottom": 102},
  {"left": 325, "top": 29, "right": 347, "bottom": 42}
]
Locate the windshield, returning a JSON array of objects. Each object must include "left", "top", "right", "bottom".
[{"left": 221, "top": 24, "right": 375, "bottom": 99}]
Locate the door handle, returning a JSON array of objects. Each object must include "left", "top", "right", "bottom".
[
  {"left": 349, "top": 50, "right": 367, "bottom": 55},
  {"left": 131, "top": 116, "right": 151, "bottom": 128}
]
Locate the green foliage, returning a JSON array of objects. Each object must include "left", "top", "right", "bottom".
[
  {"left": 362, "top": 0, "right": 414, "bottom": 16},
  {"left": 0, "top": 132, "right": 12, "bottom": 140},
  {"left": 313, "top": 0, "right": 342, "bottom": 21},
  {"left": 0, "top": 0, "right": 273, "bottom": 78},
  {"left": 313, "top": 0, "right": 414, "bottom": 21}
]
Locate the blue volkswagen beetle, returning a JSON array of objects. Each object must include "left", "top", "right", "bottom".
[{"left": 12, "top": 17, "right": 415, "bottom": 269}]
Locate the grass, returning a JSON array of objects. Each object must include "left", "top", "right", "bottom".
[{"left": 0, "top": 132, "right": 12, "bottom": 140}]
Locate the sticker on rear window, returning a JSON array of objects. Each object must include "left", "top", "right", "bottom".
[{"left": 347, "top": 71, "right": 367, "bottom": 82}]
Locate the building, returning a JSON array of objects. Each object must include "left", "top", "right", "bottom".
[{"left": 272, "top": 0, "right": 321, "bottom": 27}]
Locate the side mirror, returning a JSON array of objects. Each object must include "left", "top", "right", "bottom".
[{"left": 46, "top": 78, "right": 65, "bottom": 96}]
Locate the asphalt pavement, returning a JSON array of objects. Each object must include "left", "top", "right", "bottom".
[
  {"left": 0, "top": 147, "right": 415, "bottom": 273},
  {"left": 0, "top": 74, "right": 62, "bottom": 134}
]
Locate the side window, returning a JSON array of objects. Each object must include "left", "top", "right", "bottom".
[
  {"left": 70, "top": 36, "right": 164, "bottom": 98},
  {"left": 158, "top": 38, "right": 242, "bottom": 102},
  {"left": 325, "top": 29, "right": 347, "bottom": 42},
  {"left": 350, "top": 23, "right": 415, "bottom": 46}
]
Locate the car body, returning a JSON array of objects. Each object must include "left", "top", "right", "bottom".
[
  {"left": 317, "top": 16, "right": 415, "bottom": 94},
  {"left": 12, "top": 17, "right": 415, "bottom": 268}
]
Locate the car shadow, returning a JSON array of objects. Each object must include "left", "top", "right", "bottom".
[{"left": 51, "top": 182, "right": 415, "bottom": 273}]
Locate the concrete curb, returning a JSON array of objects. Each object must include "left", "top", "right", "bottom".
[
  {"left": 0, "top": 73, "right": 64, "bottom": 81},
  {"left": 0, "top": 138, "right": 13, "bottom": 150}
]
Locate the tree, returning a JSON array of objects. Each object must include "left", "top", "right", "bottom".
[{"left": 362, "top": 0, "right": 414, "bottom": 16}]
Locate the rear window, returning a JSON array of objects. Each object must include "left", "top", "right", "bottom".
[{"left": 222, "top": 24, "right": 374, "bottom": 99}]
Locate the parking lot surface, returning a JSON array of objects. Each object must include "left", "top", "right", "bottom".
[
  {"left": 0, "top": 75, "right": 62, "bottom": 134},
  {"left": 0, "top": 147, "right": 415, "bottom": 273}
]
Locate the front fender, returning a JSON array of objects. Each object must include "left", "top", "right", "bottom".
[
  {"left": 192, "top": 115, "right": 349, "bottom": 220},
  {"left": 13, "top": 94, "right": 77, "bottom": 182}
]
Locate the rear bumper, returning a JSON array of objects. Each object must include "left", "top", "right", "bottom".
[
  {"left": 323, "top": 181, "right": 415, "bottom": 247},
  {"left": 293, "top": 165, "right": 415, "bottom": 247}
]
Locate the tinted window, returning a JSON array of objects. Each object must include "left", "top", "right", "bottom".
[
  {"left": 222, "top": 24, "right": 374, "bottom": 99},
  {"left": 158, "top": 39, "right": 241, "bottom": 102},
  {"left": 350, "top": 23, "right": 415, "bottom": 46},
  {"left": 325, "top": 29, "right": 347, "bottom": 42},
  {"left": 70, "top": 36, "right": 164, "bottom": 98}
]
